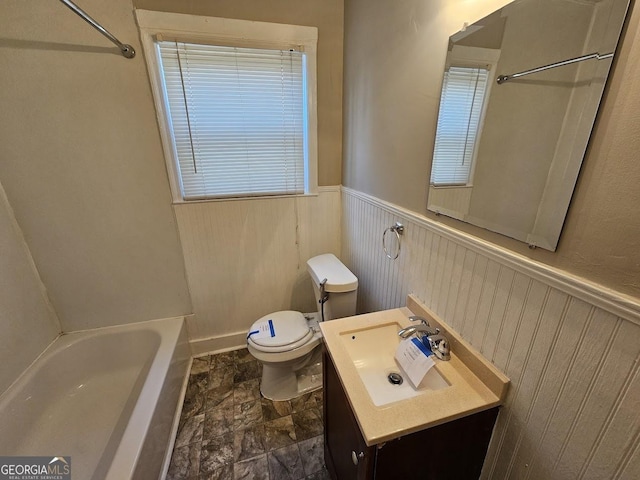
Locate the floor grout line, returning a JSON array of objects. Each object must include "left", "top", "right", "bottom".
[{"left": 167, "top": 349, "right": 330, "bottom": 480}]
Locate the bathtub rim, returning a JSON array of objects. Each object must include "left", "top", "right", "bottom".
[
  {"left": 0, "top": 316, "right": 189, "bottom": 480},
  {"left": 0, "top": 316, "right": 187, "bottom": 402},
  {"left": 103, "top": 316, "right": 186, "bottom": 480},
  {"left": 157, "top": 355, "right": 193, "bottom": 480}
]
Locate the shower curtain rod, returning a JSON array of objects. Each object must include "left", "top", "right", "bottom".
[
  {"left": 496, "top": 51, "right": 613, "bottom": 84},
  {"left": 59, "top": 0, "right": 135, "bottom": 58}
]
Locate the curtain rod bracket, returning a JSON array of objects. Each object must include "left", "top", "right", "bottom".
[{"left": 59, "top": 0, "right": 136, "bottom": 59}]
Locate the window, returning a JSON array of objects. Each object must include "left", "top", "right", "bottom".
[
  {"left": 158, "top": 42, "right": 305, "bottom": 199},
  {"left": 136, "top": 11, "right": 318, "bottom": 201},
  {"left": 430, "top": 66, "right": 490, "bottom": 186}
]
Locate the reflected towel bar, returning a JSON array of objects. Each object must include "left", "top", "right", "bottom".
[
  {"left": 497, "top": 51, "right": 613, "bottom": 84},
  {"left": 59, "top": 0, "right": 135, "bottom": 58}
]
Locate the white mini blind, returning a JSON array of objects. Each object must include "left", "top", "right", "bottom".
[
  {"left": 431, "top": 66, "right": 489, "bottom": 186},
  {"left": 158, "top": 41, "right": 306, "bottom": 199}
]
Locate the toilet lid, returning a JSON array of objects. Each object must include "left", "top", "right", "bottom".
[{"left": 248, "top": 311, "right": 312, "bottom": 348}]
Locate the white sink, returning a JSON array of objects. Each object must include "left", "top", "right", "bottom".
[{"left": 339, "top": 321, "right": 449, "bottom": 407}]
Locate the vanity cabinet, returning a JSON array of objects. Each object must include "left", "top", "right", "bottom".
[{"left": 323, "top": 350, "right": 499, "bottom": 480}]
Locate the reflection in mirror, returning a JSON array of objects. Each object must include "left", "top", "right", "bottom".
[{"left": 428, "top": 0, "right": 630, "bottom": 251}]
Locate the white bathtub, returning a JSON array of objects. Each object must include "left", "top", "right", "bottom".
[{"left": 0, "top": 317, "right": 190, "bottom": 480}]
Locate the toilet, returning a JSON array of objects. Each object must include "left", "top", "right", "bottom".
[{"left": 246, "top": 253, "right": 358, "bottom": 401}]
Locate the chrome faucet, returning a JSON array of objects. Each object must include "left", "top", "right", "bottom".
[
  {"left": 398, "top": 316, "right": 451, "bottom": 361},
  {"left": 398, "top": 316, "right": 439, "bottom": 338},
  {"left": 408, "top": 315, "right": 428, "bottom": 325},
  {"left": 398, "top": 323, "right": 439, "bottom": 339}
]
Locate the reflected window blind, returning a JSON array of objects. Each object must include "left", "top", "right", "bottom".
[
  {"left": 431, "top": 66, "right": 489, "bottom": 186},
  {"left": 158, "top": 41, "right": 305, "bottom": 199}
]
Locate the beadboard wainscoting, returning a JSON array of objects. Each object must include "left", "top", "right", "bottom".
[
  {"left": 341, "top": 187, "right": 640, "bottom": 480},
  {"left": 174, "top": 187, "right": 341, "bottom": 354}
]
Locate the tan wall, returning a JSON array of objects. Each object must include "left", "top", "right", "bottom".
[
  {"left": 342, "top": 188, "right": 640, "bottom": 480},
  {"left": 342, "top": 0, "right": 513, "bottom": 213},
  {"left": 343, "top": 0, "right": 640, "bottom": 299},
  {"left": 468, "top": 0, "right": 593, "bottom": 238},
  {"left": 0, "top": 0, "right": 192, "bottom": 330},
  {"left": 132, "top": 0, "right": 345, "bottom": 344},
  {"left": 0, "top": 0, "right": 343, "bottom": 341},
  {"left": 175, "top": 189, "right": 341, "bottom": 353},
  {"left": 0, "top": 180, "right": 60, "bottom": 394},
  {"left": 134, "top": 0, "right": 345, "bottom": 186}
]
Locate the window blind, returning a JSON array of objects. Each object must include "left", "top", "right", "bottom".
[
  {"left": 431, "top": 66, "right": 489, "bottom": 186},
  {"left": 158, "top": 41, "right": 306, "bottom": 199}
]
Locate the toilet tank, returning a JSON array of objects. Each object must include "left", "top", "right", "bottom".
[{"left": 306, "top": 254, "right": 358, "bottom": 320}]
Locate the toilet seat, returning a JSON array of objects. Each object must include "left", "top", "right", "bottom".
[{"left": 247, "top": 311, "right": 315, "bottom": 353}]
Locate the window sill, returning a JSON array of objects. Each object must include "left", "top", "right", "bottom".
[
  {"left": 171, "top": 191, "right": 322, "bottom": 206},
  {"left": 430, "top": 184, "right": 474, "bottom": 189}
]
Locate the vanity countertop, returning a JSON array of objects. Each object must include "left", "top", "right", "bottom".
[{"left": 320, "top": 294, "right": 510, "bottom": 446}]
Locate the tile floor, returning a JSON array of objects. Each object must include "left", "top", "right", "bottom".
[{"left": 166, "top": 348, "right": 330, "bottom": 480}]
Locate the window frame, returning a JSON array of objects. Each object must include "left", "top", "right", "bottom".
[
  {"left": 430, "top": 45, "right": 500, "bottom": 188},
  {"left": 135, "top": 10, "right": 319, "bottom": 202},
  {"left": 431, "top": 65, "right": 490, "bottom": 186}
]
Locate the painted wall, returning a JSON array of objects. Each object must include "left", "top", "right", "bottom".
[
  {"left": 529, "top": 0, "right": 630, "bottom": 250},
  {"left": 0, "top": 181, "right": 60, "bottom": 395},
  {"left": 133, "top": 0, "right": 345, "bottom": 187},
  {"left": 0, "top": 0, "right": 192, "bottom": 331},
  {"left": 343, "top": 0, "right": 512, "bottom": 215},
  {"left": 342, "top": 187, "right": 640, "bottom": 480},
  {"left": 176, "top": 189, "right": 341, "bottom": 353},
  {"left": 132, "top": 0, "right": 345, "bottom": 347},
  {"left": 343, "top": 0, "right": 640, "bottom": 299},
  {"left": 0, "top": 0, "right": 343, "bottom": 345},
  {"left": 467, "top": 0, "right": 593, "bottom": 241},
  {"left": 342, "top": 0, "right": 640, "bottom": 476}
]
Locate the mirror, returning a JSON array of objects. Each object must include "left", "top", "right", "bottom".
[{"left": 428, "top": 0, "right": 631, "bottom": 251}]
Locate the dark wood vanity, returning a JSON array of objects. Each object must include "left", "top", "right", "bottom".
[{"left": 323, "top": 350, "right": 499, "bottom": 480}]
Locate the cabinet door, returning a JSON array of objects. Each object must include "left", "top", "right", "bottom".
[
  {"left": 374, "top": 407, "right": 499, "bottom": 480},
  {"left": 323, "top": 350, "right": 374, "bottom": 480}
]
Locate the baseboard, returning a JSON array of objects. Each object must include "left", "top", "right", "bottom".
[{"left": 190, "top": 331, "right": 247, "bottom": 356}]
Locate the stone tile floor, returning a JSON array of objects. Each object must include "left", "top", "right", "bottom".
[{"left": 166, "top": 348, "right": 330, "bottom": 480}]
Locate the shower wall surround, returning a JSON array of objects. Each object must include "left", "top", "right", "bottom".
[
  {"left": 0, "top": 182, "right": 60, "bottom": 395},
  {"left": 341, "top": 187, "right": 640, "bottom": 480},
  {"left": 0, "top": 0, "right": 193, "bottom": 332}
]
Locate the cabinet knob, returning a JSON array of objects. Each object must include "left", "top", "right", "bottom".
[{"left": 351, "top": 450, "right": 365, "bottom": 465}]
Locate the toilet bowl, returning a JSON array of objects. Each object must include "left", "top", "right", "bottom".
[{"left": 246, "top": 253, "right": 358, "bottom": 401}]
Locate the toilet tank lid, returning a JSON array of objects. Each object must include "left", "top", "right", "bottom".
[{"left": 306, "top": 254, "right": 358, "bottom": 293}]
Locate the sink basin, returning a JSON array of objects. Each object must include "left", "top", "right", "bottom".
[{"left": 339, "top": 321, "right": 449, "bottom": 406}]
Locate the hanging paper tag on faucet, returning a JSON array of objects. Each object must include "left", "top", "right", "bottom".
[{"left": 395, "top": 338, "right": 436, "bottom": 388}]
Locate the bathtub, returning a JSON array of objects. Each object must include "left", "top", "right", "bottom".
[{"left": 0, "top": 317, "right": 190, "bottom": 480}]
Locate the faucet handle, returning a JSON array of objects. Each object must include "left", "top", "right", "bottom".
[
  {"left": 408, "top": 315, "right": 429, "bottom": 326},
  {"left": 426, "top": 334, "right": 450, "bottom": 361}
]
